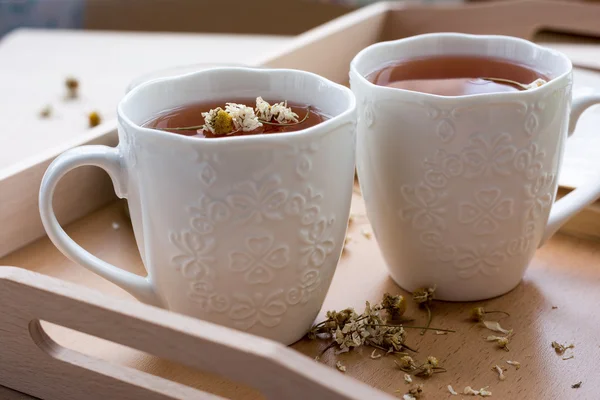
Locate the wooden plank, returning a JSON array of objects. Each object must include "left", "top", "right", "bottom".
[{"left": 0, "top": 261, "right": 394, "bottom": 400}]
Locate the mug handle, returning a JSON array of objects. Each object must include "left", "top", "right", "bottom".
[
  {"left": 39, "top": 145, "right": 163, "bottom": 307},
  {"left": 540, "top": 93, "right": 600, "bottom": 245}
]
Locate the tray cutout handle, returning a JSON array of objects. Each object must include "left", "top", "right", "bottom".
[
  {"left": 385, "top": 0, "right": 600, "bottom": 41},
  {"left": 0, "top": 267, "right": 394, "bottom": 400}
]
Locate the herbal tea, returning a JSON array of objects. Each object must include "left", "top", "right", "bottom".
[
  {"left": 144, "top": 97, "right": 326, "bottom": 138},
  {"left": 367, "top": 55, "right": 549, "bottom": 96}
]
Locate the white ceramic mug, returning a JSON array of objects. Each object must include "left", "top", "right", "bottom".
[
  {"left": 39, "top": 67, "right": 356, "bottom": 344},
  {"left": 350, "top": 33, "right": 600, "bottom": 301}
]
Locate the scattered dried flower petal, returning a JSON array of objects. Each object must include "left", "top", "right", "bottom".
[
  {"left": 551, "top": 341, "right": 574, "bottom": 355},
  {"left": 486, "top": 335, "right": 510, "bottom": 351},
  {"left": 370, "top": 349, "right": 382, "bottom": 359},
  {"left": 464, "top": 386, "right": 479, "bottom": 396},
  {"left": 493, "top": 365, "right": 506, "bottom": 381},
  {"left": 562, "top": 355, "right": 574, "bottom": 360},
  {"left": 482, "top": 320, "right": 512, "bottom": 335},
  {"left": 361, "top": 228, "right": 372, "bottom": 239},
  {"left": 479, "top": 387, "right": 492, "bottom": 397},
  {"left": 448, "top": 385, "right": 458, "bottom": 395},
  {"left": 436, "top": 331, "right": 448, "bottom": 335},
  {"left": 335, "top": 360, "right": 346, "bottom": 372},
  {"left": 39, "top": 105, "right": 52, "bottom": 118},
  {"left": 88, "top": 111, "right": 101, "bottom": 128},
  {"left": 572, "top": 381, "right": 582, "bottom": 389},
  {"left": 403, "top": 395, "right": 416, "bottom": 400},
  {"left": 506, "top": 360, "right": 520, "bottom": 370},
  {"left": 526, "top": 78, "right": 547, "bottom": 89},
  {"left": 404, "top": 374, "right": 412, "bottom": 384}
]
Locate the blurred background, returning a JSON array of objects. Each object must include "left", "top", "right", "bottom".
[{"left": 0, "top": 0, "right": 360, "bottom": 37}]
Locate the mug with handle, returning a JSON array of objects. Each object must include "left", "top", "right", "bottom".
[
  {"left": 39, "top": 67, "right": 356, "bottom": 345},
  {"left": 350, "top": 33, "right": 600, "bottom": 301}
]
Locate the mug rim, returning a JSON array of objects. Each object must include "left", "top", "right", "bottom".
[
  {"left": 117, "top": 66, "right": 356, "bottom": 144},
  {"left": 349, "top": 33, "right": 573, "bottom": 101}
]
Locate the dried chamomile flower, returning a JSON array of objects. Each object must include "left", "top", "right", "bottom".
[
  {"left": 381, "top": 293, "right": 407, "bottom": 319},
  {"left": 551, "top": 341, "right": 574, "bottom": 355},
  {"left": 470, "top": 307, "right": 510, "bottom": 322},
  {"left": 255, "top": 96, "right": 299, "bottom": 124},
  {"left": 464, "top": 386, "right": 480, "bottom": 396},
  {"left": 225, "top": 103, "right": 262, "bottom": 132},
  {"left": 335, "top": 360, "right": 346, "bottom": 372},
  {"left": 404, "top": 374, "right": 412, "bottom": 384},
  {"left": 487, "top": 335, "right": 510, "bottom": 351},
  {"left": 39, "top": 105, "right": 52, "bottom": 118},
  {"left": 412, "top": 286, "right": 435, "bottom": 305},
  {"left": 413, "top": 285, "right": 436, "bottom": 335},
  {"left": 361, "top": 228, "right": 372, "bottom": 239},
  {"left": 482, "top": 320, "right": 513, "bottom": 335},
  {"left": 65, "top": 76, "right": 79, "bottom": 99},
  {"left": 415, "top": 356, "right": 444, "bottom": 378},
  {"left": 201, "top": 107, "right": 233, "bottom": 135},
  {"left": 403, "top": 384, "right": 423, "bottom": 399},
  {"left": 493, "top": 365, "right": 506, "bottom": 381},
  {"left": 506, "top": 360, "right": 520, "bottom": 370},
  {"left": 88, "top": 111, "right": 101, "bottom": 128},
  {"left": 370, "top": 349, "right": 382, "bottom": 359},
  {"left": 415, "top": 364, "right": 434, "bottom": 377},
  {"left": 448, "top": 385, "right": 458, "bottom": 395},
  {"left": 395, "top": 356, "right": 417, "bottom": 371},
  {"left": 572, "top": 381, "right": 582, "bottom": 389}
]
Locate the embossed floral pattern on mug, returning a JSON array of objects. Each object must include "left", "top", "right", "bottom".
[
  {"left": 388, "top": 84, "right": 568, "bottom": 280},
  {"left": 229, "top": 235, "right": 290, "bottom": 284},
  {"left": 227, "top": 176, "right": 288, "bottom": 224},
  {"left": 167, "top": 142, "right": 342, "bottom": 331}
]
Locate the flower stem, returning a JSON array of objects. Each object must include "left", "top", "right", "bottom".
[
  {"left": 364, "top": 323, "right": 454, "bottom": 333},
  {"left": 368, "top": 343, "right": 408, "bottom": 356},
  {"left": 318, "top": 341, "right": 336, "bottom": 357},
  {"left": 420, "top": 304, "right": 432, "bottom": 336},
  {"left": 479, "top": 77, "right": 528, "bottom": 90},
  {"left": 158, "top": 124, "right": 204, "bottom": 131},
  {"left": 485, "top": 310, "right": 511, "bottom": 317}
]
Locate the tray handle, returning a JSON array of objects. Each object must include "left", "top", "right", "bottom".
[
  {"left": 386, "top": 0, "right": 600, "bottom": 40},
  {"left": 0, "top": 267, "right": 394, "bottom": 400}
]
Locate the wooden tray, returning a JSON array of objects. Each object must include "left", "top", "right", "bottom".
[{"left": 2, "top": 1, "right": 600, "bottom": 399}]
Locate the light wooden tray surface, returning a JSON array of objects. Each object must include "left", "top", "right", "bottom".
[{"left": 2, "top": 193, "right": 599, "bottom": 399}]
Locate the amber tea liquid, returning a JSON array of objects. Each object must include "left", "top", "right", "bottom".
[
  {"left": 144, "top": 98, "right": 326, "bottom": 138},
  {"left": 367, "top": 55, "right": 549, "bottom": 96}
]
